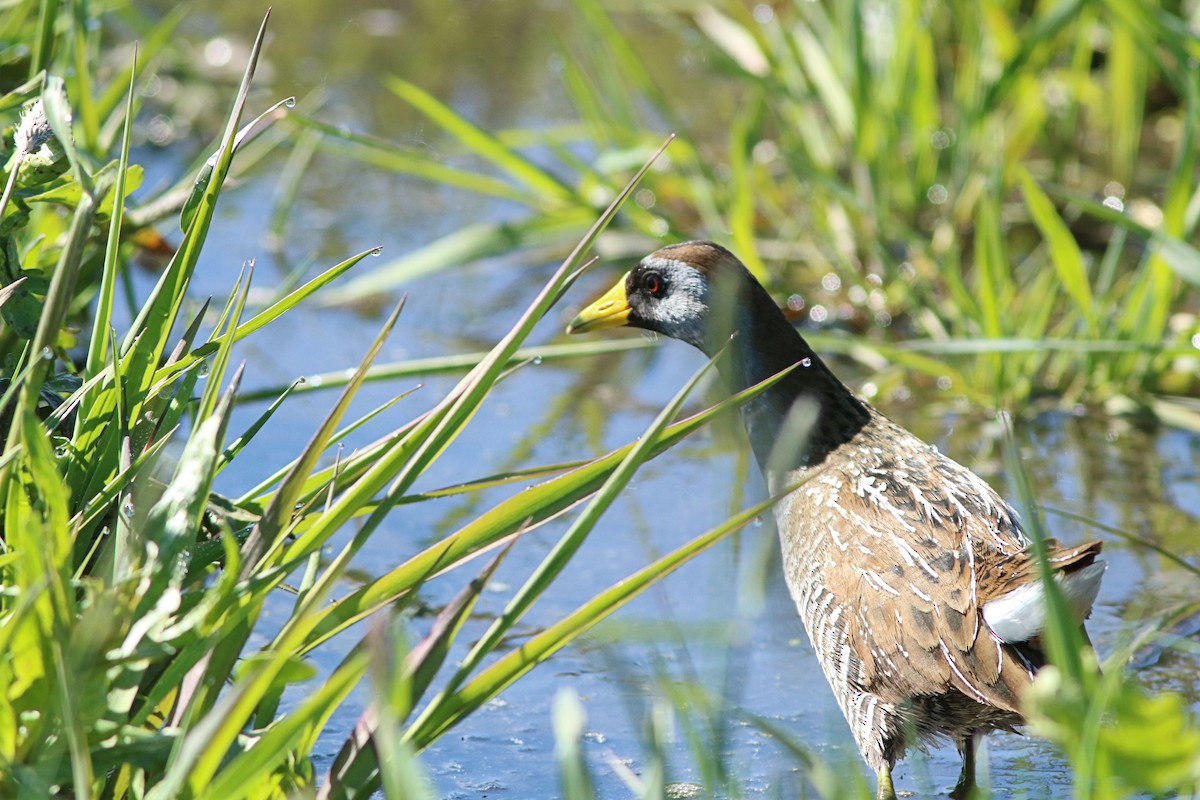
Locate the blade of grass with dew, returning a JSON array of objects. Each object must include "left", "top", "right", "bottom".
[{"left": 179, "top": 95, "right": 295, "bottom": 232}]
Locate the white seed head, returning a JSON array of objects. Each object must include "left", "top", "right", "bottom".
[{"left": 14, "top": 101, "right": 54, "bottom": 157}]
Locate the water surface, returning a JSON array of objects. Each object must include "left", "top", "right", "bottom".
[{"left": 129, "top": 3, "right": 1200, "bottom": 796}]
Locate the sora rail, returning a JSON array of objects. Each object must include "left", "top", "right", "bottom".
[{"left": 567, "top": 241, "right": 1105, "bottom": 800}]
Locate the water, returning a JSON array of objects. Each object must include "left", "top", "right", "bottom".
[{"left": 130, "top": 2, "right": 1200, "bottom": 796}]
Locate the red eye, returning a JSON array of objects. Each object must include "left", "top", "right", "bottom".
[{"left": 643, "top": 271, "right": 664, "bottom": 297}]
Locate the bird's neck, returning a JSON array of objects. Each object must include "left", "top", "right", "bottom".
[{"left": 714, "top": 298, "right": 871, "bottom": 474}]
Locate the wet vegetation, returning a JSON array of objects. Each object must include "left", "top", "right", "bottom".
[{"left": 0, "top": 0, "right": 1198, "bottom": 798}]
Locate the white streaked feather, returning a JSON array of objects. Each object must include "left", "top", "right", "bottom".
[{"left": 982, "top": 562, "right": 1107, "bottom": 643}]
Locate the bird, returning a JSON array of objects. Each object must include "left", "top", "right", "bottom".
[{"left": 566, "top": 241, "right": 1106, "bottom": 800}]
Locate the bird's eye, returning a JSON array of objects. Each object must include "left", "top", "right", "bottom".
[{"left": 642, "top": 271, "right": 665, "bottom": 298}]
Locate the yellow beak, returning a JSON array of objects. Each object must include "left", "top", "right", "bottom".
[{"left": 566, "top": 272, "right": 633, "bottom": 334}]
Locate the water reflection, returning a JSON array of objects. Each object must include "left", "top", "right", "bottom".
[{"left": 128, "top": 2, "right": 1200, "bottom": 797}]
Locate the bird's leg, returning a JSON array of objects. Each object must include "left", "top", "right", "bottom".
[
  {"left": 950, "top": 733, "right": 978, "bottom": 799},
  {"left": 876, "top": 767, "right": 897, "bottom": 800}
]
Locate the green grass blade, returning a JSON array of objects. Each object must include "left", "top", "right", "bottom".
[
  {"left": 286, "top": 137, "right": 673, "bottom": 562},
  {"left": 295, "top": 360, "right": 791, "bottom": 655},
  {"left": 385, "top": 76, "right": 573, "bottom": 204},
  {"left": 84, "top": 45, "right": 136, "bottom": 386},
  {"left": 236, "top": 338, "right": 653, "bottom": 404},
  {"left": 406, "top": 345, "right": 737, "bottom": 743},
  {"left": 411, "top": 478, "right": 802, "bottom": 749},
  {"left": 298, "top": 115, "right": 537, "bottom": 204},
  {"left": 1018, "top": 169, "right": 1095, "bottom": 333},
  {"left": 195, "top": 650, "right": 371, "bottom": 800},
  {"left": 239, "top": 296, "right": 407, "bottom": 574},
  {"left": 322, "top": 211, "right": 593, "bottom": 305}
]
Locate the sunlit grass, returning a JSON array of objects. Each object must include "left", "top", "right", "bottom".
[
  {"left": 305, "top": 0, "right": 1200, "bottom": 424},
  {"left": 2, "top": 1, "right": 1199, "bottom": 798},
  {"left": 0, "top": 7, "right": 795, "bottom": 798}
]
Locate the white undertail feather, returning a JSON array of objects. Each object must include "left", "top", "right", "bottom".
[{"left": 982, "top": 562, "right": 1107, "bottom": 643}]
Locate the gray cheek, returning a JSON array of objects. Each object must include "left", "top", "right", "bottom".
[{"left": 656, "top": 297, "right": 710, "bottom": 349}]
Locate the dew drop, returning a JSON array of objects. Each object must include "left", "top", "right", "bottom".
[
  {"left": 39, "top": 346, "right": 54, "bottom": 360},
  {"left": 122, "top": 498, "right": 135, "bottom": 517},
  {"left": 197, "top": 361, "right": 210, "bottom": 378},
  {"left": 297, "top": 376, "right": 307, "bottom": 385},
  {"left": 752, "top": 515, "right": 765, "bottom": 527},
  {"left": 800, "top": 357, "right": 812, "bottom": 367},
  {"left": 284, "top": 97, "right": 297, "bottom": 108},
  {"left": 532, "top": 356, "right": 543, "bottom": 365},
  {"left": 369, "top": 246, "right": 383, "bottom": 257}
]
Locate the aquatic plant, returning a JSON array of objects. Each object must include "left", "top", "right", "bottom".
[
  {"left": 313, "top": 0, "right": 1200, "bottom": 422},
  {"left": 1, "top": 1, "right": 1197, "bottom": 799},
  {"left": 0, "top": 7, "right": 787, "bottom": 798}
]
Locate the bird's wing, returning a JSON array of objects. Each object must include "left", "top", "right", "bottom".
[{"left": 831, "top": 450, "right": 1036, "bottom": 712}]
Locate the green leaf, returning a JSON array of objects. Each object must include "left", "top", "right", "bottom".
[
  {"left": 1019, "top": 169, "right": 1095, "bottom": 332},
  {"left": 384, "top": 76, "right": 573, "bottom": 204}
]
